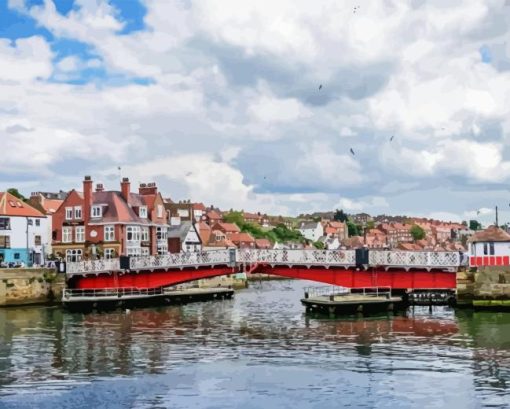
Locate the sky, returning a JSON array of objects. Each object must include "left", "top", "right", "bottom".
[{"left": 1, "top": 0, "right": 510, "bottom": 224}]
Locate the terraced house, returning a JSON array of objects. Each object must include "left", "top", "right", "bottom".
[
  {"left": 0, "top": 192, "right": 49, "bottom": 266},
  {"left": 52, "top": 176, "right": 168, "bottom": 262}
]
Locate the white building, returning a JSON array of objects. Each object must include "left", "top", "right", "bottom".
[
  {"left": 468, "top": 225, "right": 510, "bottom": 267},
  {"left": 0, "top": 192, "right": 50, "bottom": 267},
  {"left": 298, "top": 221, "right": 324, "bottom": 242},
  {"left": 168, "top": 222, "right": 202, "bottom": 253}
]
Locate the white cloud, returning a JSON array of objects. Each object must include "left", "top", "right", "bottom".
[
  {"left": 0, "top": 36, "right": 52, "bottom": 82},
  {"left": 248, "top": 94, "right": 311, "bottom": 123},
  {"left": 336, "top": 196, "right": 389, "bottom": 213}
]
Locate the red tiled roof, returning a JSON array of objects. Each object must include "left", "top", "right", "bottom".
[
  {"left": 41, "top": 198, "right": 63, "bottom": 214},
  {"left": 230, "top": 232, "right": 255, "bottom": 243},
  {"left": 206, "top": 210, "right": 222, "bottom": 220},
  {"left": 469, "top": 226, "right": 510, "bottom": 243},
  {"left": 214, "top": 222, "right": 241, "bottom": 233},
  {"left": 0, "top": 192, "right": 45, "bottom": 218},
  {"left": 255, "top": 238, "right": 272, "bottom": 249},
  {"left": 193, "top": 202, "right": 206, "bottom": 211},
  {"left": 197, "top": 222, "right": 211, "bottom": 244}
]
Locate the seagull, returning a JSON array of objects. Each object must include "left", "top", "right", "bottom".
[
  {"left": 350, "top": 148, "right": 355, "bottom": 156},
  {"left": 186, "top": 172, "right": 193, "bottom": 177},
  {"left": 390, "top": 135, "right": 394, "bottom": 142},
  {"left": 318, "top": 84, "right": 323, "bottom": 90},
  {"left": 477, "top": 210, "right": 481, "bottom": 215}
]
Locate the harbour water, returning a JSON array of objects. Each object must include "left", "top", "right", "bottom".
[{"left": 0, "top": 280, "right": 509, "bottom": 408}]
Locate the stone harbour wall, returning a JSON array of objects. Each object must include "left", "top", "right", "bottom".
[
  {"left": 0, "top": 269, "right": 65, "bottom": 307},
  {"left": 457, "top": 267, "right": 510, "bottom": 309}
]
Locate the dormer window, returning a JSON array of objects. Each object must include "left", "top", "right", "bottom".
[
  {"left": 139, "top": 206, "right": 148, "bottom": 218},
  {"left": 91, "top": 205, "right": 102, "bottom": 218}
]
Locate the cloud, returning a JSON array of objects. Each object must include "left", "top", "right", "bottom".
[
  {"left": 0, "top": 36, "right": 53, "bottom": 82},
  {"left": 3, "top": 0, "right": 510, "bottom": 219},
  {"left": 336, "top": 196, "right": 389, "bottom": 213}
]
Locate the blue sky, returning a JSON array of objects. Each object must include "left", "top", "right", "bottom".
[{"left": 1, "top": 0, "right": 510, "bottom": 223}]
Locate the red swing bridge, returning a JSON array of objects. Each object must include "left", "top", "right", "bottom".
[{"left": 63, "top": 249, "right": 461, "bottom": 302}]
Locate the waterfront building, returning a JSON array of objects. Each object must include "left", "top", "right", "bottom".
[
  {"left": 323, "top": 221, "right": 348, "bottom": 240},
  {"left": 377, "top": 223, "right": 413, "bottom": 248},
  {"left": 468, "top": 225, "right": 510, "bottom": 266},
  {"left": 229, "top": 232, "right": 256, "bottom": 249},
  {"left": 0, "top": 192, "right": 49, "bottom": 266},
  {"left": 168, "top": 221, "right": 202, "bottom": 253},
  {"left": 298, "top": 221, "right": 324, "bottom": 242},
  {"left": 52, "top": 177, "right": 168, "bottom": 262},
  {"left": 28, "top": 191, "right": 65, "bottom": 256},
  {"left": 255, "top": 238, "right": 272, "bottom": 249}
]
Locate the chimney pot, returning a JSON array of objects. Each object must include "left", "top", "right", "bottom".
[{"left": 84, "top": 175, "right": 92, "bottom": 181}]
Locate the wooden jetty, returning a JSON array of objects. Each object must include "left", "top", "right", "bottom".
[{"left": 301, "top": 286, "right": 403, "bottom": 317}]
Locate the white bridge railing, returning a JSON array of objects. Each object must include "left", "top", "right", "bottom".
[
  {"left": 64, "top": 249, "right": 461, "bottom": 276},
  {"left": 129, "top": 250, "right": 233, "bottom": 270}
]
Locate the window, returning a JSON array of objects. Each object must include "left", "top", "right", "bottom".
[
  {"left": 489, "top": 242, "right": 495, "bottom": 255},
  {"left": 141, "top": 248, "right": 150, "bottom": 256},
  {"left": 127, "top": 247, "right": 142, "bottom": 257},
  {"left": 104, "top": 225, "right": 115, "bottom": 241},
  {"left": 0, "top": 218, "right": 10, "bottom": 230},
  {"left": 75, "top": 226, "right": 85, "bottom": 243},
  {"left": 14, "top": 253, "right": 20, "bottom": 259},
  {"left": 157, "top": 205, "right": 164, "bottom": 218},
  {"left": 74, "top": 206, "right": 82, "bottom": 220},
  {"left": 104, "top": 248, "right": 115, "bottom": 259},
  {"left": 139, "top": 206, "right": 148, "bottom": 218},
  {"left": 156, "top": 226, "right": 167, "bottom": 241},
  {"left": 126, "top": 226, "right": 141, "bottom": 242},
  {"left": 34, "top": 235, "right": 41, "bottom": 246},
  {"left": 91, "top": 205, "right": 102, "bottom": 218},
  {"left": 35, "top": 219, "right": 40, "bottom": 227},
  {"left": 65, "top": 207, "right": 73, "bottom": 220},
  {"left": 142, "top": 227, "right": 149, "bottom": 242},
  {"left": 66, "top": 249, "right": 82, "bottom": 262},
  {"left": 28, "top": 219, "right": 33, "bottom": 226},
  {"left": 0, "top": 236, "right": 10, "bottom": 248},
  {"left": 62, "top": 227, "right": 73, "bottom": 243}
]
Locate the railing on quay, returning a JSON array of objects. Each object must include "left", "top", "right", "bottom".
[
  {"left": 304, "top": 285, "right": 393, "bottom": 299},
  {"left": 64, "top": 249, "right": 462, "bottom": 276},
  {"left": 63, "top": 286, "right": 164, "bottom": 300}
]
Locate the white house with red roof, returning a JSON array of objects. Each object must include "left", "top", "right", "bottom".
[{"left": 0, "top": 192, "right": 50, "bottom": 266}]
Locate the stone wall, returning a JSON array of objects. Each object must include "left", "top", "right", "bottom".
[
  {"left": 0, "top": 269, "right": 65, "bottom": 307},
  {"left": 457, "top": 267, "right": 510, "bottom": 309}
]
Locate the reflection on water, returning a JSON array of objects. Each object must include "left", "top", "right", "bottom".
[{"left": 0, "top": 280, "right": 509, "bottom": 408}]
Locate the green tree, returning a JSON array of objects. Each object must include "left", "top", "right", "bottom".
[
  {"left": 333, "top": 209, "right": 348, "bottom": 222},
  {"left": 469, "top": 220, "right": 482, "bottom": 231},
  {"left": 313, "top": 241, "right": 325, "bottom": 249},
  {"left": 347, "top": 221, "right": 360, "bottom": 236},
  {"left": 7, "top": 188, "right": 26, "bottom": 201},
  {"left": 410, "top": 224, "right": 425, "bottom": 241}
]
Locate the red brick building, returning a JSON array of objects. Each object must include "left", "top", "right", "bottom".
[{"left": 52, "top": 176, "right": 168, "bottom": 261}]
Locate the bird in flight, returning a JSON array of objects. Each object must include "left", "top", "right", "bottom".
[
  {"left": 390, "top": 135, "right": 394, "bottom": 142},
  {"left": 350, "top": 148, "right": 355, "bottom": 156},
  {"left": 318, "top": 84, "right": 323, "bottom": 90},
  {"left": 477, "top": 210, "right": 481, "bottom": 215},
  {"left": 186, "top": 172, "right": 193, "bottom": 177},
  {"left": 353, "top": 5, "right": 360, "bottom": 13}
]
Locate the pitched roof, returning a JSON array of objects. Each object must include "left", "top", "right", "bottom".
[
  {"left": 197, "top": 222, "right": 211, "bottom": 244},
  {"left": 206, "top": 210, "right": 222, "bottom": 220},
  {"left": 230, "top": 232, "right": 255, "bottom": 243},
  {"left": 300, "top": 221, "right": 320, "bottom": 230},
  {"left": 192, "top": 202, "right": 206, "bottom": 211},
  {"left": 469, "top": 226, "right": 510, "bottom": 243},
  {"left": 214, "top": 222, "right": 240, "bottom": 233},
  {"left": 168, "top": 221, "right": 200, "bottom": 242},
  {"left": 0, "top": 192, "right": 45, "bottom": 218},
  {"left": 255, "top": 238, "right": 272, "bottom": 249}
]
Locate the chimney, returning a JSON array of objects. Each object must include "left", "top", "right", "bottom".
[
  {"left": 139, "top": 182, "right": 157, "bottom": 195},
  {"left": 96, "top": 183, "right": 104, "bottom": 192},
  {"left": 121, "top": 177, "right": 130, "bottom": 203},
  {"left": 83, "top": 176, "right": 93, "bottom": 223}
]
